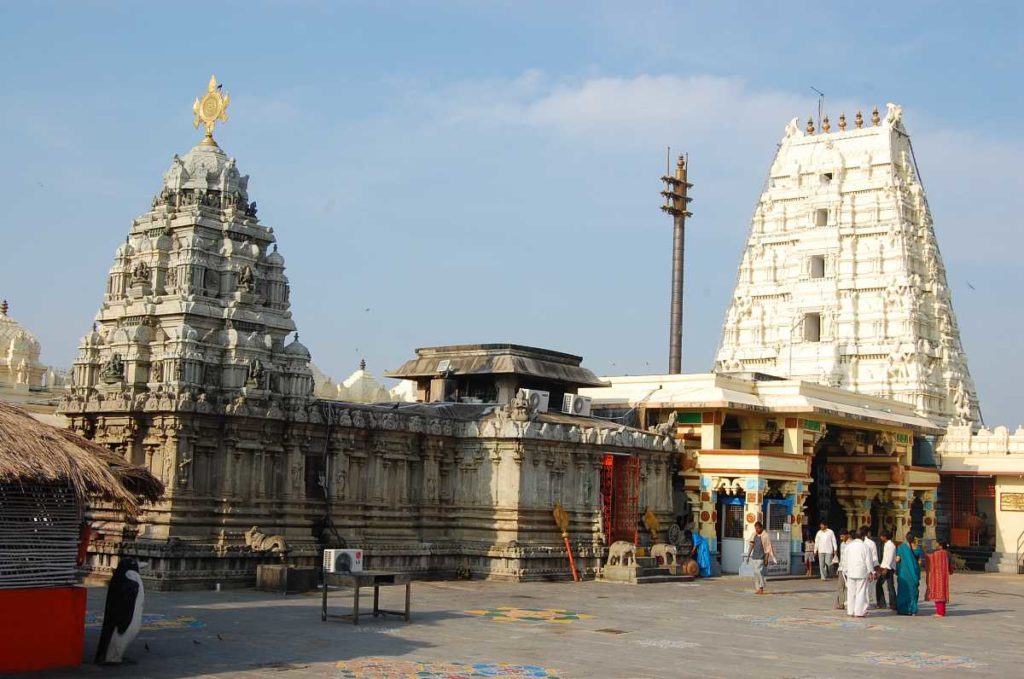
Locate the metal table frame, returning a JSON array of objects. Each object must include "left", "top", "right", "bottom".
[{"left": 320, "top": 570, "right": 411, "bottom": 624}]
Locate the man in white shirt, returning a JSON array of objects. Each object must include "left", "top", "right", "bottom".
[
  {"left": 814, "top": 522, "right": 838, "bottom": 580},
  {"left": 875, "top": 532, "right": 897, "bottom": 610},
  {"left": 861, "top": 525, "right": 880, "bottom": 606},
  {"left": 834, "top": 529, "right": 850, "bottom": 609},
  {"left": 843, "top": 527, "right": 877, "bottom": 617}
]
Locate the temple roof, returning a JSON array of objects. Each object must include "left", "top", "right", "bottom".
[
  {"left": 161, "top": 142, "right": 249, "bottom": 201},
  {"left": 387, "top": 343, "right": 607, "bottom": 388},
  {"left": 0, "top": 300, "right": 41, "bottom": 361}
]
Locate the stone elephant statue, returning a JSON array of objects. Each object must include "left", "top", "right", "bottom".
[{"left": 607, "top": 540, "right": 636, "bottom": 568}]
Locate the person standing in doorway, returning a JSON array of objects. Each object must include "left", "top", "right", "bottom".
[
  {"left": 745, "top": 521, "right": 777, "bottom": 595},
  {"left": 861, "top": 525, "right": 880, "bottom": 607},
  {"left": 815, "top": 521, "right": 838, "bottom": 580},
  {"left": 834, "top": 529, "right": 850, "bottom": 609},
  {"left": 926, "top": 539, "right": 952, "bottom": 616},
  {"left": 876, "top": 532, "right": 897, "bottom": 610},
  {"left": 844, "top": 527, "right": 876, "bottom": 617}
]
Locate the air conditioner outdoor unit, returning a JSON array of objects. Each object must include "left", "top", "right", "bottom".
[
  {"left": 517, "top": 388, "right": 549, "bottom": 413},
  {"left": 561, "top": 393, "right": 592, "bottom": 417},
  {"left": 323, "top": 548, "right": 364, "bottom": 574}
]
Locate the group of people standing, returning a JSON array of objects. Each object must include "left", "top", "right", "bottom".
[{"left": 808, "top": 522, "right": 952, "bottom": 617}]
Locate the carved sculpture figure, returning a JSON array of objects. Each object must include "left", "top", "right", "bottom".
[
  {"left": 243, "top": 526, "right": 288, "bottom": 554},
  {"left": 237, "top": 265, "right": 255, "bottom": 292},
  {"left": 246, "top": 358, "right": 266, "bottom": 388},
  {"left": 826, "top": 463, "right": 847, "bottom": 484},
  {"left": 606, "top": 540, "right": 636, "bottom": 568},
  {"left": 131, "top": 260, "right": 150, "bottom": 284},
  {"left": 100, "top": 353, "right": 125, "bottom": 383}
]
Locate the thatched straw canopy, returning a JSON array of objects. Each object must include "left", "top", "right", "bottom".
[{"left": 0, "top": 401, "right": 162, "bottom": 512}]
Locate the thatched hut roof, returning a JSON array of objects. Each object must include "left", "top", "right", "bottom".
[{"left": 0, "top": 401, "right": 162, "bottom": 512}]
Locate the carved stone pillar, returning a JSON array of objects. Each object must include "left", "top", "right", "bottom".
[
  {"left": 697, "top": 476, "right": 719, "bottom": 555},
  {"left": 920, "top": 490, "right": 937, "bottom": 544}
]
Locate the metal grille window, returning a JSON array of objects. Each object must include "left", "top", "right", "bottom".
[
  {"left": 722, "top": 503, "right": 745, "bottom": 539},
  {"left": 0, "top": 483, "right": 81, "bottom": 589}
]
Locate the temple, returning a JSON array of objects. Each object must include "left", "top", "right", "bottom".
[
  {"left": 57, "top": 78, "right": 676, "bottom": 589},
  {"left": 0, "top": 299, "right": 68, "bottom": 417},
  {"left": 714, "top": 105, "right": 979, "bottom": 426}
]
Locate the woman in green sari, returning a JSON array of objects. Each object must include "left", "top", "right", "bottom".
[{"left": 895, "top": 532, "right": 922, "bottom": 615}]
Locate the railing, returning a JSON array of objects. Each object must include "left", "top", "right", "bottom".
[{"left": 1017, "top": 529, "right": 1024, "bottom": 575}]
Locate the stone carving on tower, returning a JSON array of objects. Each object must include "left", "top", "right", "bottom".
[{"left": 714, "top": 103, "right": 979, "bottom": 425}]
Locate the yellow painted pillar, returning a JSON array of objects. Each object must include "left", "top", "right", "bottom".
[
  {"left": 700, "top": 412, "right": 722, "bottom": 450},
  {"left": 783, "top": 418, "right": 803, "bottom": 455}
]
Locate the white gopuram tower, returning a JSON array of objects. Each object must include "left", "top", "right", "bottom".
[{"left": 715, "top": 104, "right": 979, "bottom": 425}]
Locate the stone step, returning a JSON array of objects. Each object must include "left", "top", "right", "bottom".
[
  {"left": 635, "top": 574, "right": 694, "bottom": 584},
  {"left": 637, "top": 567, "right": 674, "bottom": 577},
  {"left": 635, "top": 557, "right": 657, "bottom": 568}
]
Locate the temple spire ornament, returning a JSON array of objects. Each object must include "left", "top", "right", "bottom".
[{"left": 192, "top": 75, "right": 230, "bottom": 147}]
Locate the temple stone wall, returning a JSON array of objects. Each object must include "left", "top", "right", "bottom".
[{"left": 65, "top": 400, "right": 674, "bottom": 589}]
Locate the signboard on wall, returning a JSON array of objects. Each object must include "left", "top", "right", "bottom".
[{"left": 1000, "top": 493, "right": 1024, "bottom": 512}]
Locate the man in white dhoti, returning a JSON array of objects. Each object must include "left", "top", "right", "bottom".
[
  {"left": 843, "top": 527, "right": 876, "bottom": 617},
  {"left": 861, "top": 525, "right": 880, "bottom": 606}
]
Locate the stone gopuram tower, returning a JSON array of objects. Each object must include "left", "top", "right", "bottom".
[
  {"left": 715, "top": 104, "right": 979, "bottom": 425},
  {"left": 60, "top": 77, "right": 320, "bottom": 584}
]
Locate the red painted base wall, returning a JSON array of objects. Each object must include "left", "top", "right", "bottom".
[{"left": 0, "top": 586, "right": 86, "bottom": 672}]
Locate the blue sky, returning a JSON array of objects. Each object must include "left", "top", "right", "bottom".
[{"left": 1, "top": 1, "right": 1022, "bottom": 424}]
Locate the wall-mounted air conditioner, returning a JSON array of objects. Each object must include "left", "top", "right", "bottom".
[
  {"left": 517, "top": 388, "right": 550, "bottom": 413},
  {"left": 323, "top": 548, "right": 364, "bottom": 573},
  {"left": 561, "top": 393, "right": 592, "bottom": 417}
]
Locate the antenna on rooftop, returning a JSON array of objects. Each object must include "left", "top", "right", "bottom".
[{"left": 811, "top": 87, "right": 825, "bottom": 130}]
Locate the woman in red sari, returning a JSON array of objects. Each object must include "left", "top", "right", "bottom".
[{"left": 926, "top": 539, "right": 952, "bottom": 616}]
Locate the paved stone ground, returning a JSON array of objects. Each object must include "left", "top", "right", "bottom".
[{"left": 35, "top": 572, "right": 1024, "bottom": 678}]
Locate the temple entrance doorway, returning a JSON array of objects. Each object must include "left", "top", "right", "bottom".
[
  {"left": 805, "top": 439, "right": 847, "bottom": 532},
  {"left": 870, "top": 496, "right": 885, "bottom": 536},
  {"left": 717, "top": 494, "right": 746, "bottom": 574},
  {"left": 600, "top": 453, "right": 640, "bottom": 545}
]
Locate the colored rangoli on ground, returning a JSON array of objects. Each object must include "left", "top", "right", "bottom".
[
  {"left": 858, "top": 651, "right": 981, "bottom": 670},
  {"left": 725, "top": 614, "right": 893, "bottom": 632},
  {"left": 85, "top": 612, "right": 207, "bottom": 630},
  {"left": 464, "top": 607, "right": 592, "bottom": 623},
  {"left": 334, "top": 658, "right": 560, "bottom": 678}
]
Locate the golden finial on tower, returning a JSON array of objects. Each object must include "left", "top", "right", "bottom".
[
  {"left": 871, "top": 106, "right": 880, "bottom": 126},
  {"left": 192, "top": 75, "right": 230, "bottom": 147},
  {"left": 838, "top": 113, "right": 847, "bottom": 131},
  {"left": 806, "top": 116, "right": 815, "bottom": 134},
  {"left": 855, "top": 111, "right": 863, "bottom": 128},
  {"left": 822, "top": 115, "right": 831, "bottom": 133}
]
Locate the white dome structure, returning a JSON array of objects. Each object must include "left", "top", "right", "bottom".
[
  {"left": 338, "top": 360, "right": 391, "bottom": 403},
  {"left": 0, "top": 300, "right": 47, "bottom": 391}
]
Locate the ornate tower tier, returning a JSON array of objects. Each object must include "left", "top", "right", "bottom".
[
  {"left": 66, "top": 138, "right": 313, "bottom": 412},
  {"left": 714, "top": 104, "right": 979, "bottom": 425}
]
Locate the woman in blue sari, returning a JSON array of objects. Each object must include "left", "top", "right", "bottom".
[
  {"left": 690, "top": 531, "right": 712, "bottom": 577},
  {"left": 895, "top": 532, "right": 922, "bottom": 615}
]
